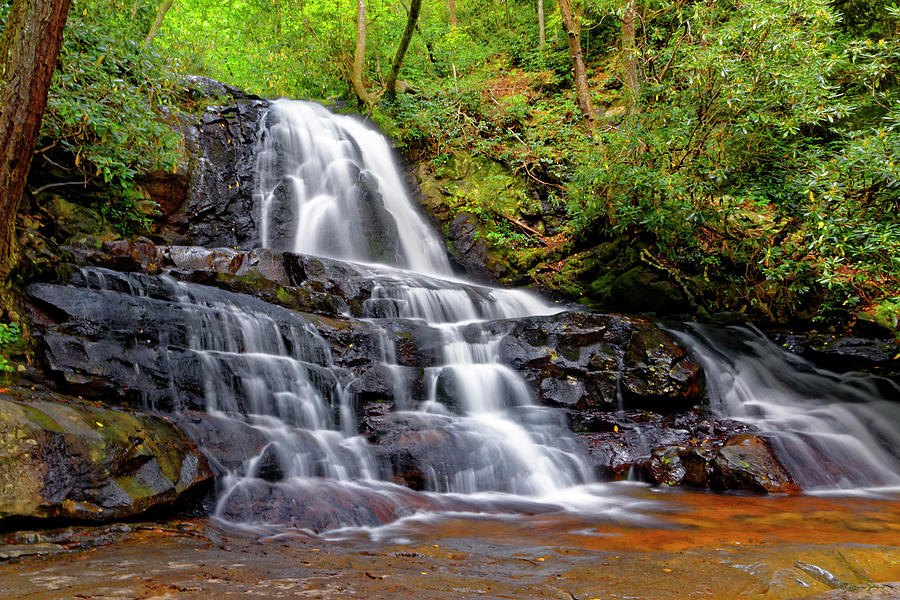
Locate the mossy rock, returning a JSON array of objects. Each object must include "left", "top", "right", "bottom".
[{"left": 0, "top": 389, "right": 212, "bottom": 522}]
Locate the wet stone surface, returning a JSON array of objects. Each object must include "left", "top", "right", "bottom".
[{"left": 19, "top": 240, "right": 793, "bottom": 504}]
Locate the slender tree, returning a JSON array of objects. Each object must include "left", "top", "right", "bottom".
[
  {"left": 350, "top": 0, "right": 374, "bottom": 108},
  {"left": 386, "top": 0, "right": 422, "bottom": 96},
  {"left": 448, "top": 0, "right": 457, "bottom": 27},
  {"left": 144, "top": 0, "right": 174, "bottom": 45},
  {"left": 538, "top": 0, "right": 546, "bottom": 48},
  {"left": 557, "top": 0, "right": 595, "bottom": 129},
  {"left": 621, "top": 0, "right": 639, "bottom": 111},
  {"left": 0, "top": 0, "right": 72, "bottom": 277}
]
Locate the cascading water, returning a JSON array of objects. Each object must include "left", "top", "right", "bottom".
[
  {"left": 161, "top": 98, "right": 603, "bottom": 530},
  {"left": 676, "top": 325, "right": 900, "bottom": 491},
  {"left": 114, "top": 98, "right": 899, "bottom": 533}
]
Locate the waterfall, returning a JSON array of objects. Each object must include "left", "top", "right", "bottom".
[
  {"left": 67, "top": 98, "right": 896, "bottom": 532},
  {"left": 168, "top": 98, "right": 605, "bottom": 530}
]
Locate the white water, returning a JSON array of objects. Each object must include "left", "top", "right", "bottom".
[
  {"left": 175, "top": 98, "right": 614, "bottom": 529},
  {"left": 220, "top": 100, "right": 900, "bottom": 530}
]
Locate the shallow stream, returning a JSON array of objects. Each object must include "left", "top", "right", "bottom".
[{"left": 3, "top": 488, "right": 899, "bottom": 599}]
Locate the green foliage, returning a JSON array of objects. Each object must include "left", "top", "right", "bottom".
[
  {"left": 563, "top": 0, "right": 900, "bottom": 322},
  {"left": 21, "top": 0, "right": 898, "bottom": 327},
  {"left": 0, "top": 323, "right": 21, "bottom": 374},
  {"left": 39, "top": 0, "right": 185, "bottom": 235}
]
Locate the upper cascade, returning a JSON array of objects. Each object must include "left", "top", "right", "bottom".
[{"left": 255, "top": 100, "right": 452, "bottom": 276}]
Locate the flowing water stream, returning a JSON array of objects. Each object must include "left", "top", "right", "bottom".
[{"left": 175, "top": 99, "right": 604, "bottom": 530}]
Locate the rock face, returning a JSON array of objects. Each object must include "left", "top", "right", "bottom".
[
  {"left": 23, "top": 240, "right": 799, "bottom": 499},
  {"left": 167, "top": 96, "right": 270, "bottom": 249},
  {"left": 0, "top": 389, "right": 211, "bottom": 522},
  {"left": 777, "top": 333, "right": 900, "bottom": 382},
  {"left": 34, "top": 242, "right": 706, "bottom": 417},
  {"left": 486, "top": 311, "right": 705, "bottom": 413}
]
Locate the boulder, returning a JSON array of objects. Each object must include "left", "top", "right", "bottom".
[
  {"left": 709, "top": 434, "right": 799, "bottom": 494},
  {"left": 0, "top": 388, "right": 211, "bottom": 522},
  {"left": 492, "top": 311, "right": 704, "bottom": 412},
  {"left": 578, "top": 410, "right": 754, "bottom": 482},
  {"left": 777, "top": 333, "right": 900, "bottom": 382}
]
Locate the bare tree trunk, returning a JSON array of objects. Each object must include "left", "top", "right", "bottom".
[
  {"left": 351, "top": 0, "right": 373, "bottom": 108},
  {"left": 144, "top": 0, "right": 174, "bottom": 44},
  {"left": 537, "top": 0, "right": 546, "bottom": 47},
  {"left": 557, "top": 0, "right": 595, "bottom": 129},
  {"left": 622, "top": 0, "right": 639, "bottom": 112},
  {"left": 0, "top": 0, "right": 72, "bottom": 278},
  {"left": 386, "top": 0, "right": 422, "bottom": 97},
  {"left": 447, "top": 0, "right": 457, "bottom": 27},
  {"left": 274, "top": 0, "right": 282, "bottom": 36}
]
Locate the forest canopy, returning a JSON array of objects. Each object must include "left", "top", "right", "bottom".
[{"left": 4, "top": 0, "right": 900, "bottom": 330}]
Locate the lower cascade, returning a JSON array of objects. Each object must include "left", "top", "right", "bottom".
[
  {"left": 679, "top": 325, "right": 900, "bottom": 490},
  {"left": 27, "top": 99, "right": 900, "bottom": 533}
]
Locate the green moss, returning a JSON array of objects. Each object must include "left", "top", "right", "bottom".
[{"left": 20, "top": 406, "right": 64, "bottom": 433}]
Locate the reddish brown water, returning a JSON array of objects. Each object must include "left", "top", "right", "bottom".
[{"left": 2, "top": 488, "right": 899, "bottom": 599}]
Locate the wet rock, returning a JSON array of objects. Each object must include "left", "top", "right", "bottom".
[
  {"left": 362, "top": 409, "right": 584, "bottom": 494},
  {"left": 447, "top": 212, "right": 509, "bottom": 283},
  {"left": 363, "top": 412, "right": 457, "bottom": 490},
  {"left": 643, "top": 446, "right": 687, "bottom": 486},
  {"left": 215, "top": 478, "right": 476, "bottom": 532},
  {"left": 254, "top": 444, "right": 286, "bottom": 482},
  {"left": 576, "top": 410, "right": 754, "bottom": 483},
  {"left": 168, "top": 99, "right": 270, "bottom": 249},
  {"left": 27, "top": 272, "right": 341, "bottom": 412},
  {"left": 356, "top": 171, "right": 401, "bottom": 264},
  {"left": 492, "top": 311, "right": 704, "bottom": 412},
  {"left": 0, "top": 543, "right": 68, "bottom": 560},
  {"left": 710, "top": 434, "right": 799, "bottom": 494},
  {"left": 620, "top": 327, "right": 705, "bottom": 413},
  {"left": 539, "top": 376, "right": 584, "bottom": 407},
  {"left": 801, "top": 583, "right": 900, "bottom": 599},
  {"left": 776, "top": 334, "right": 900, "bottom": 382},
  {"left": 0, "top": 389, "right": 211, "bottom": 522},
  {"left": 168, "top": 412, "right": 269, "bottom": 477}
]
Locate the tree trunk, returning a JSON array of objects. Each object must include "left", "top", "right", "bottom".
[
  {"left": 538, "top": 0, "right": 546, "bottom": 48},
  {"left": 447, "top": 0, "right": 457, "bottom": 28},
  {"left": 557, "top": 0, "right": 595, "bottom": 129},
  {"left": 622, "top": 0, "right": 639, "bottom": 111},
  {"left": 144, "top": 0, "right": 174, "bottom": 44},
  {"left": 386, "top": 0, "right": 422, "bottom": 97},
  {"left": 0, "top": 0, "right": 72, "bottom": 278},
  {"left": 350, "top": 0, "right": 373, "bottom": 108},
  {"left": 274, "top": 0, "right": 282, "bottom": 36}
]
